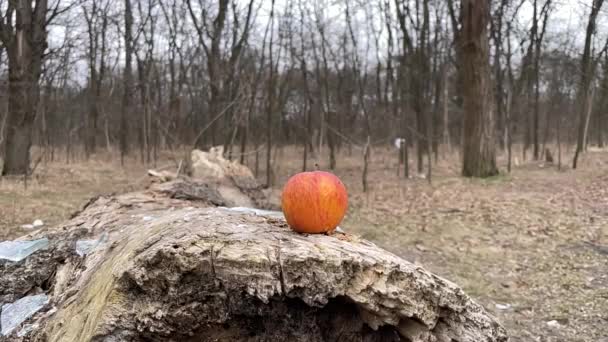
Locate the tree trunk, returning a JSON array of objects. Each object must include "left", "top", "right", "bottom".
[
  {"left": 596, "top": 105, "right": 603, "bottom": 148},
  {"left": 573, "top": 0, "right": 605, "bottom": 169},
  {"left": 557, "top": 113, "right": 562, "bottom": 170},
  {"left": 120, "top": 0, "right": 134, "bottom": 165},
  {"left": 492, "top": 1, "right": 506, "bottom": 151},
  {"left": 362, "top": 136, "right": 370, "bottom": 192},
  {"left": 327, "top": 111, "right": 336, "bottom": 170},
  {"left": 506, "top": 87, "right": 513, "bottom": 172},
  {"left": 2, "top": 71, "right": 37, "bottom": 175},
  {"left": 240, "top": 111, "right": 249, "bottom": 165},
  {"left": 265, "top": 0, "right": 276, "bottom": 187},
  {"left": 458, "top": 0, "right": 499, "bottom": 178},
  {"left": 442, "top": 65, "right": 451, "bottom": 155},
  {"left": 2, "top": 120, "right": 34, "bottom": 176},
  {"left": 1, "top": 0, "right": 47, "bottom": 176},
  {"left": 541, "top": 105, "right": 550, "bottom": 160},
  {"left": 582, "top": 86, "right": 595, "bottom": 152},
  {"left": 85, "top": 87, "right": 99, "bottom": 157}
]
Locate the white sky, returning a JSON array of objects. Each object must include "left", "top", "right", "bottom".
[{"left": 42, "top": 0, "right": 607, "bottom": 86}]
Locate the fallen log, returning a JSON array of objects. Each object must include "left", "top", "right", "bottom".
[{"left": 0, "top": 180, "right": 507, "bottom": 342}]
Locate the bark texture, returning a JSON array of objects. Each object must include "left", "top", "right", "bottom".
[
  {"left": 458, "top": 0, "right": 499, "bottom": 177},
  {"left": 0, "top": 0, "right": 48, "bottom": 175},
  {"left": 0, "top": 180, "right": 507, "bottom": 342}
]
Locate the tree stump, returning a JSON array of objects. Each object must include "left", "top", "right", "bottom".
[{"left": 0, "top": 180, "right": 507, "bottom": 342}]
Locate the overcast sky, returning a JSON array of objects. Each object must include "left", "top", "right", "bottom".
[{"left": 44, "top": 0, "right": 606, "bottom": 86}]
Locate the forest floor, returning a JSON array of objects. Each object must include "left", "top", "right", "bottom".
[{"left": 1, "top": 146, "right": 607, "bottom": 341}]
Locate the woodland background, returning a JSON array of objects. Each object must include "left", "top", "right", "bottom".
[
  {"left": 0, "top": 1, "right": 608, "bottom": 341},
  {"left": 0, "top": 0, "right": 606, "bottom": 181}
]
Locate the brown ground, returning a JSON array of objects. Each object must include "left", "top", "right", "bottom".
[{"left": 1, "top": 146, "right": 607, "bottom": 341}]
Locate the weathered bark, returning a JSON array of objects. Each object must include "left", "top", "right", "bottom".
[
  {"left": 457, "top": 0, "right": 499, "bottom": 177},
  {"left": 0, "top": 178, "right": 507, "bottom": 342},
  {"left": 2, "top": 96, "right": 35, "bottom": 176}
]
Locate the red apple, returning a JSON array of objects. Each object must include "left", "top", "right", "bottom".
[{"left": 281, "top": 171, "right": 348, "bottom": 234}]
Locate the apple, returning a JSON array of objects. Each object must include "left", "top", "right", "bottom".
[{"left": 281, "top": 171, "right": 348, "bottom": 234}]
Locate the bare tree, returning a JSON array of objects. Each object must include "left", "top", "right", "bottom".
[
  {"left": 0, "top": 0, "right": 606, "bottom": 183},
  {"left": 186, "top": 0, "right": 255, "bottom": 149}
]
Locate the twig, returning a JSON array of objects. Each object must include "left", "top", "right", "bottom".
[
  {"left": 325, "top": 124, "right": 363, "bottom": 149},
  {"left": 227, "top": 145, "right": 266, "bottom": 157},
  {"left": 190, "top": 97, "right": 241, "bottom": 148},
  {"left": 176, "top": 160, "right": 183, "bottom": 178}
]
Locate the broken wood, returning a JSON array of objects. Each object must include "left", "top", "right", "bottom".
[{"left": 0, "top": 180, "right": 507, "bottom": 341}]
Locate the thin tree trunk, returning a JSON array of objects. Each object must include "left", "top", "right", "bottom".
[
  {"left": 506, "top": 87, "right": 513, "bottom": 172},
  {"left": 533, "top": 65, "right": 540, "bottom": 160},
  {"left": 240, "top": 111, "right": 249, "bottom": 165},
  {"left": 582, "top": 86, "right": 595, "bottom": 152},
  {"left": 265, "top": 0, "right": 276, "bottom": 187},
  {"left": 596, "top": 105, "right": 603, "bottom": 148},
  {"left": 557, "top": 113, "right": 562, "bottom": 170},
  {"left": 121, "top": 0, "right": 134, "bottom": 166},
  {"left": 574, "top": 86, "right": 596, "bottom": 167},
  {"left": 442, "top": 65, "right": 450, "bottom": 155},
  {"left": 573, "top": 0, "right": 604, "bottom": 169},
  {"left": 403, "top": 141, "right": 409, "bottom": 178},
  {"left": 541, "top": 105, "right": 551, "bottom": 160},
  {"left": 302, "top": 125, "right": 308, "bottom": 172},
  {"left": 255, "top": 144, "right": 260, "bottom": 178},
  {"left": 362, "top": 136, "right": 370, "bottom": 192},
  {"left": 328, "top": 111, "right": 336, "bottom": 170}
]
